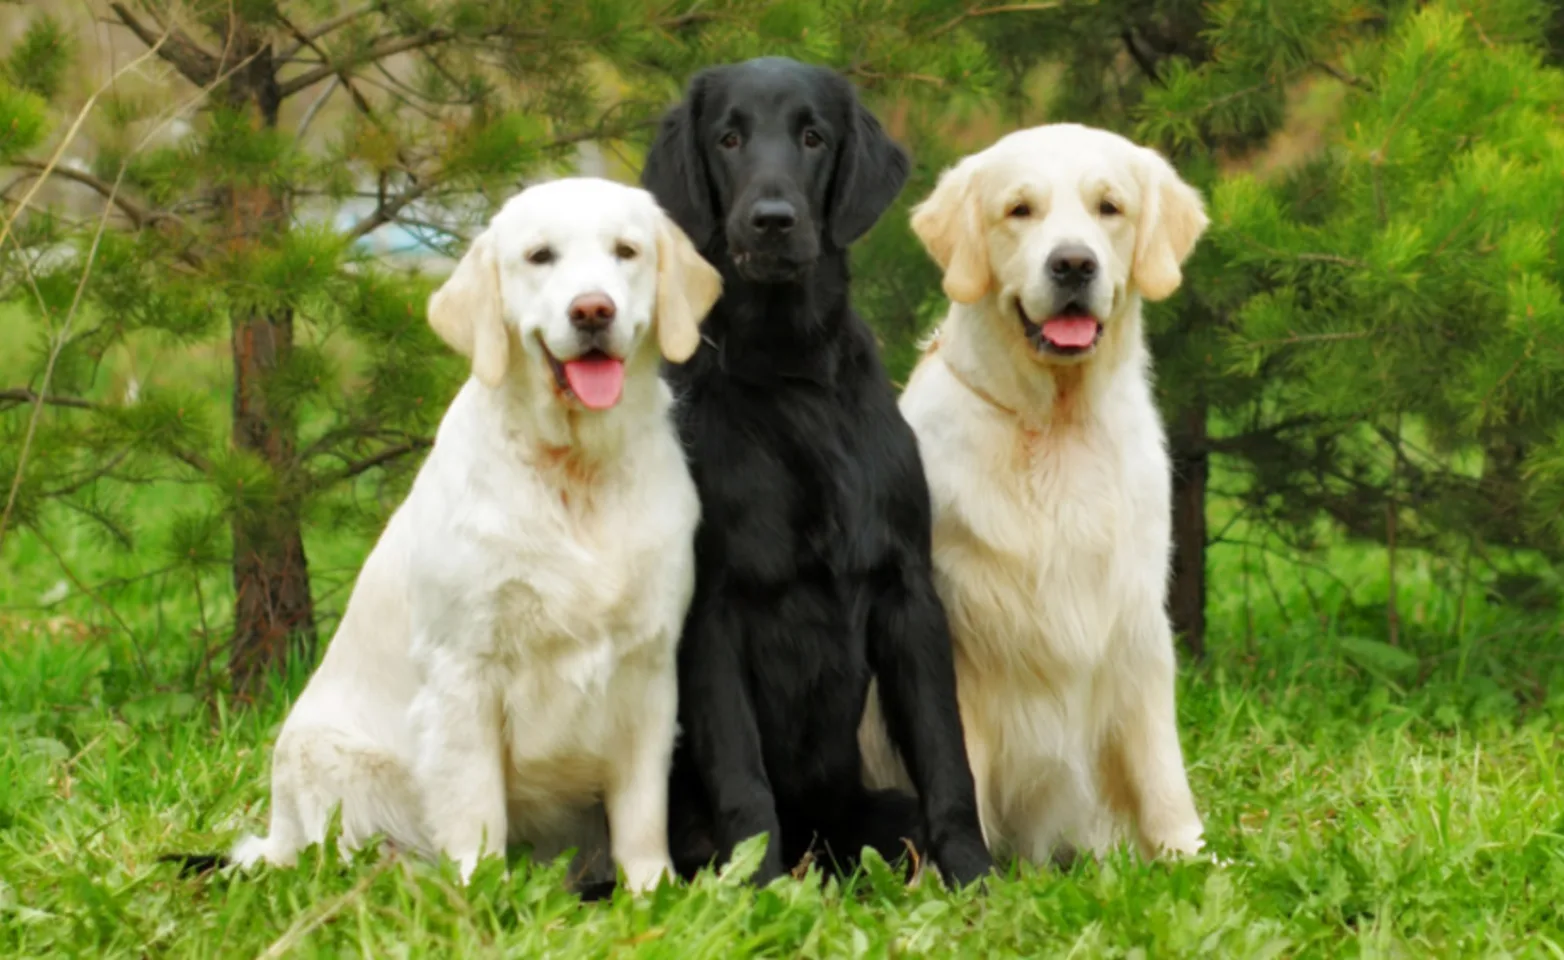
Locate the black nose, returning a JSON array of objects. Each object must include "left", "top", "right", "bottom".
[
  {"left": 568, "top": 292, "right": 616, "bottom": 332},
  {"left": 749, "top": 199, "right": 797, "bottom": 235},
  {"left": 1047, "top": 245, "right": 1098, "bottom": 286}
]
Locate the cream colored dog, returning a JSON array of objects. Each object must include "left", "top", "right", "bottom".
[
  {"left": 860, "top": 124, "right": 1208, "bottom": 864},
  {"left": 231, "top": 177, "right": 721, "bottom": 893}
]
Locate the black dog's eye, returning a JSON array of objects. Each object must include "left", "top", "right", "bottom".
[
  {"left": 526, "top": 246, "right": 556, "bottom": 266},
  {"left": 1099, "top": 199, "right": 1122, "bottom": 217},
  {"left": 614, "top": 241, "right": 638, "bottom": 260},
  {"left": 802, "top": 129, "right": 824, "bottom": 149},
  {"left": 1007, "top": 202, "right": 1031, "bottom": 219},
  {"left": 719, "top": 132, "right": 741, "bottom": 150}
]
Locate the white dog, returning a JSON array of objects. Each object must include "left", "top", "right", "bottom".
[
  {"left": 231, "top": 177, "right": 721, "bottom": 893},
  {"left": 860, "top": 124, "right": 1208, "bottom": 864}
]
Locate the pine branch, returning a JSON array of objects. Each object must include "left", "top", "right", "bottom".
[
  {"left": 8, "top": 160, "right": 203, "bottom": 269},
  {"left": 342, "top": 118, "right": 657, "bottom": 242},
  {"left": 10, "top": 159, "right": 175, "bottom": 227},
  {"left": 277, "top": 7, "right": 720, "bottom": 99},
  {"left": 277, "top": 28, "right": 487, "bottom": 98},
  {"left": 1314, "top": 61, "right": 1369, "bottom": 90},
  {"left": 0, "top": 389, "right": 97, "bottom": 411},
  {"left": 326, "top": 438, "right": 433, "bottom": 483},
  {"left": 343, "top": 178, "right": 434, "bottom": 242},
  {"left": 1205, "top": 415, "right": 1328, "bottom": 456},
  {"left": 108, "top": 2, "right": 220, "bottom": 87},
  {"left": 295, "top": 76, "right": 340, "bottom": 138},
  {"left": 42, "top": 450, "right": 134, "bottom": 498},
  {"left": 276, "top": 3, "right": 381, "bottom": 62},
  {"left": 929, "top": 2, "right": 1067, "bottom": 38},
  {"left": 1240, "top": 330, "right": 1378, "bottom": 350},
  {"left": 277, "top": 12, "right": 388, "bottom": 124}
]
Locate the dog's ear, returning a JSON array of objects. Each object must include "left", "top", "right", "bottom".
[
  {"left": 910, "top": 161, "right": 991, "bottom": 304},
  {"left": 827, "top": 93, "right": 911, "bottom": 248},
  {"left": 655, "top": 213, "right": 723, "bottom": 363},
  {"left": 1132, "top": 147, "right": 1209, "bottom": 302},
  {"left": 428, "top": 230, "right": 510, "bottom": 387},
  {"left": 642, "top": 75, "right": 716, "bottom": 249}
]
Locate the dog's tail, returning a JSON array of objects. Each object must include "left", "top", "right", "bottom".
[{"left": 158, "top": 851, "right": 231, "bottom": 877}]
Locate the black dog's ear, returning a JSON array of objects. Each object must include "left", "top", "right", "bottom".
[
  {"left": 642, "top": 76, "right": 716, "bottom": 249},
  {"left": 827, "top": 94, "right": 911, "bottom": 248}
]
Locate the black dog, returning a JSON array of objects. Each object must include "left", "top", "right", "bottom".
[{"left": 642, "top": 57, "right": 993, "bottom": 888}]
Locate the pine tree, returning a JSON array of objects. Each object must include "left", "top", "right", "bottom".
[
  {"left": 0, "top": 1, "right": 1000, "bottom": 691},
  {"left": 1203, "top": 0, "right": 1564, "bottom": 621}
]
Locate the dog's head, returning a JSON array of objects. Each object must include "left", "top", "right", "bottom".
[
  {"left": 641, "top": 56, "right": 910, "bottom": 283},
  {"left": 912, "top": 124, "right": 1207, "bottom": 366},
  {"left": 427, "top": 178, "right": 721, "bottom": 408}
]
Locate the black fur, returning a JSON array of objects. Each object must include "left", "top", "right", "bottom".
[{"left": 643, "top": 57, "right": 993, "bottom": 888}]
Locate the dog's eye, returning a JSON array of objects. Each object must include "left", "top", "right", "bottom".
[
  {"left": 719, "top": 132, "right": 741, "bottom": 150},
  {"left": 614, "top": 242, "right": 638, "bottom": 261},
  {"left": 802, "top": 129, "right": 824, "bottom": 149},
  {"left": 1007, "top": 202, "right": 1031, "bottom": 219},
  {"left": 1098, "top": 199, "right": 1122, "bottom": 217},
  {"left": 526, "top": 246, "right": 556, "bottom": 266}
]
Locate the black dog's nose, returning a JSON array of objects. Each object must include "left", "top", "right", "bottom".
[
  {"left": 568, "top": 292, "right": 616, "bottom": 331},
  {"left": 1047, "top": 245, "right": 1098, "bottom": 286},
  {"left": 749, "top": 199, "right": 797, "bottom": 234}
]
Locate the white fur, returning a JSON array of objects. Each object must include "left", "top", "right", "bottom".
[
  {"left": 859, "top": 125, "right": 1209, "bottom": 863},
  {"left": 232, "top": 178, "right": 721, "bottom": 893}
]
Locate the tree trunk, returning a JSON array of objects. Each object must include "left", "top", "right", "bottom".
[
  {"left": 1168, "top": 400, "right": 1208, "bottom": 660},
  {"left": 222, "top": 33, "right": 316, "bottom": 693}
]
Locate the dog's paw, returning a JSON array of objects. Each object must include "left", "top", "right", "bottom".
[
  {"left": 935, "top": 839, "right": 995, "bottom": 891},
  {"left": 230, "top": 834, "right": 281, "bottom": 869},
  {"left": 1146, "top": 820, "right": 1206, "bottom": 860},
  {"left": 620, "top": 859, "right": 672, "bottom": 895}
]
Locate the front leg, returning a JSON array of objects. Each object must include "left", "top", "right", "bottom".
[
  {"left": 413, "top": 655, "right": 508, "bottom": 881},
  {"left": 1109, "top": 608, "right": 1204, "bottom": 857},
  {"left": 867, "top": 563, "right": 994, "bottom": 886},
  {"left": 676, "top": 595, "right": 786, "bottom": 884},
  {"left": 606, "top": 660, "right": 678, "bottom": 893}
]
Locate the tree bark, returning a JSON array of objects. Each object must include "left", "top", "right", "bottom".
[
  {"left": 1168, "top": 400, "right": 1208, "bottom": 660},
  {"left": 221, "top": 30, "right": 316, "bottom": 692}
]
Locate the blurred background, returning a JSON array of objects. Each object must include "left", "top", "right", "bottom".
[{"left": 2, "top": 0, "right": 1561, "bottom": 708}]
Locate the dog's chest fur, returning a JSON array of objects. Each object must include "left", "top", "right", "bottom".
[
  {"left": 909, "top": 363, "right": 1154, "bottom": 686},
  {"left": 413, "top": 410, "right": 697, "bottom": 795},
  {"left": 670, "top": 296, "right": 915, "bottom": 788}
]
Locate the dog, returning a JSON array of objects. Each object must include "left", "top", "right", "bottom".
[
  {"left": 859, "top": 124, "right": 1209, "bottom": 865},
  {"left": 641, "top": 57, "right": 993, "bottom": 888},
  {"left": 227, "top": 177, "right": 721, "bottom": 894}
]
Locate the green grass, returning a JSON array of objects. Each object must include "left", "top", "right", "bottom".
[{"left": 5, "top": 506, "right": 1564, "bottom": 958}]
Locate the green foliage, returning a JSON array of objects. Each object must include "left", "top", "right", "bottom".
[
  {"left": 3, "top": 13, "right": 72, "bottom": 101},
  {"left": 0, "top": 79, "right": 48, "bottom": 163},
  {"left": 1208, "top": 1, "right": 1564, "bottom": 556}
]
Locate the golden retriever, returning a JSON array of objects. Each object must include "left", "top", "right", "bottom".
[
  {"left": 231, "top": 177, "right": 720, "bottom": 893},
  {"left": 860, "top": 124, "right": 1209, "bottom": 864}
]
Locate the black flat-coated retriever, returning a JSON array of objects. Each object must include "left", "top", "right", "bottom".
[{"left": 642, "top": 57, "right": 993, "bottom": 888}]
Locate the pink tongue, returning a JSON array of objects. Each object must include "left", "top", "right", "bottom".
[
  {"left": 562, "top": 354, "right": 625, "bottom": 410},
  {"left": 1041, "top": 316, "right": 1099, "bottom": 348}
]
